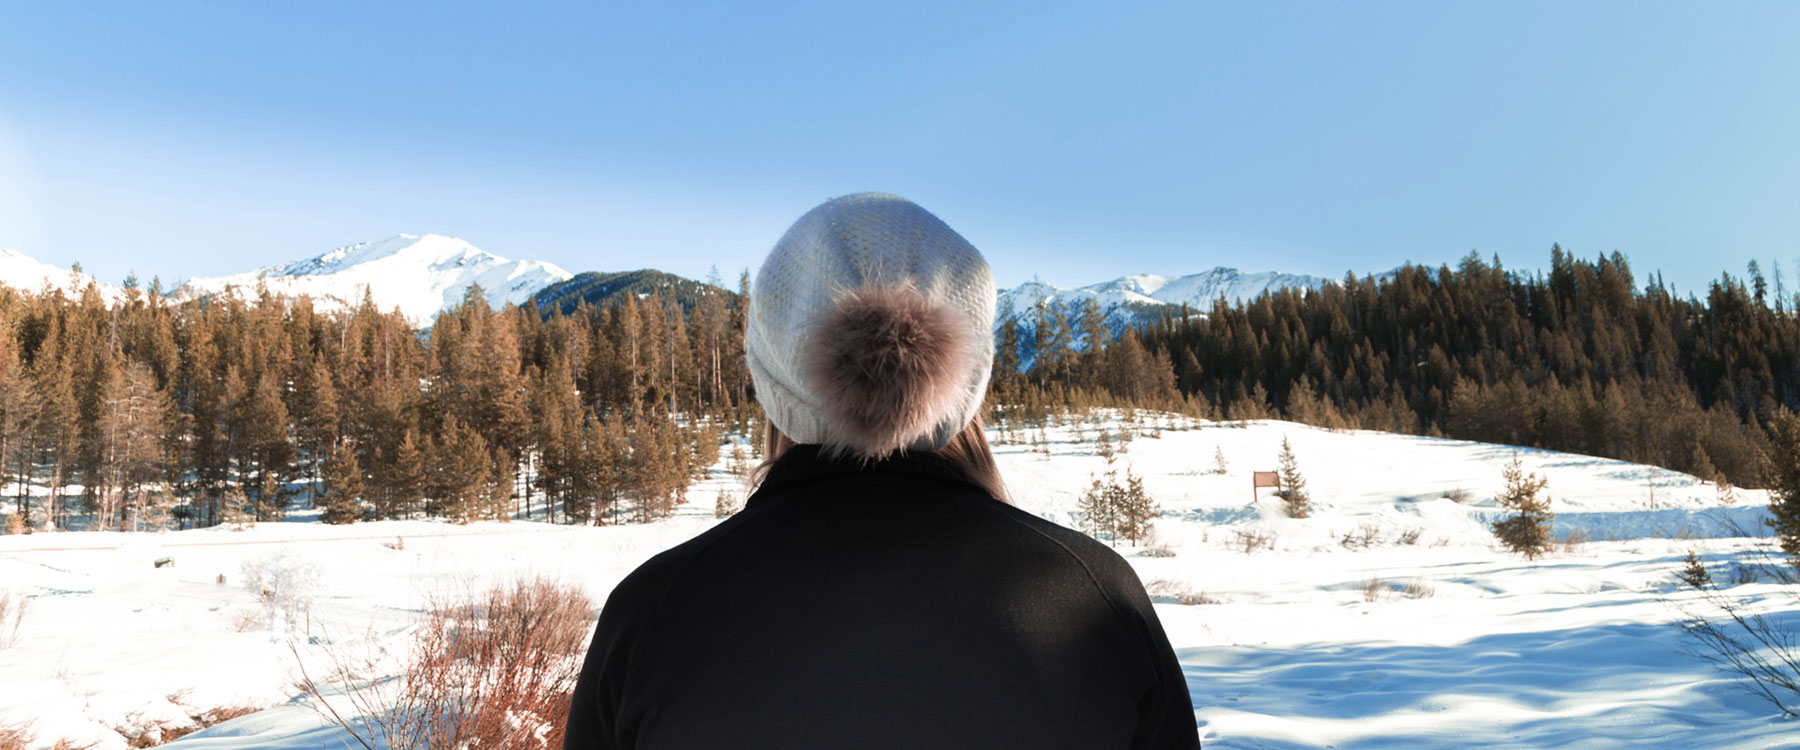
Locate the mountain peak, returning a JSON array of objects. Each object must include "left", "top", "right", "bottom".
[
  {"left": 179, "top": 235, "right": 572, "bottom": 325},
  {"left": 998, "top": 265, "right": 1339, "bottom": 338},
  {"left": 278, "top": 233, "right": 491, "bottom": 277}
]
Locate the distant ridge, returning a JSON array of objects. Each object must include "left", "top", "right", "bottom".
[
  {"left": 997, "top": 267, "right": 1341, "bottom": 336},
  {"left": 176, "top": 234, "right": 573, "bottom": 326},
  {"left": 533, "top": 270, "right": 732, "bottom": 317},
  {"left": 0, "top": 248, "right": 126, "bottom": 302}
]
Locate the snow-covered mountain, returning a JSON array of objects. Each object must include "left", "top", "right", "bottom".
[
  {"left": 997, "top": 267, "right": 1339, "bottom": 335},
  {"left": 0, "top": 248, "right": 125, "bottom": 302},
  {"left": 176, "top": 234, "right": 574, "bottom": 326}
]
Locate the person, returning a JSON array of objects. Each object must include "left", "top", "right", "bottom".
[{"left": 564, "top": 193, "right": 1199, "bottom": 749}]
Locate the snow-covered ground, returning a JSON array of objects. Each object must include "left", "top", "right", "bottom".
[{"left": 1, "top": 417, "right": 1795, "bottom": 748}]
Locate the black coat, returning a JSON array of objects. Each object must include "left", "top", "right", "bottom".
[{"left": 564, "top": 446, "right": 1200, "bottom": 750}]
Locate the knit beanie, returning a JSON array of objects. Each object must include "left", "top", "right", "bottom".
[{"left": 746, "top": 193, "right": 997, "bottom": 459}]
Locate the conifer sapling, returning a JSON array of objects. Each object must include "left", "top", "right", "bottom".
[
  {"left": 1276, "top": 436, "right": 1309, "bottom": 519},
  {"left": 1491, "top": 451, "right": 1554, "bottom": 559}
]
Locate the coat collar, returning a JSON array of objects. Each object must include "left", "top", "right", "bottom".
[{"left": 750, "top": 445, "right": 987, "bottom": 502}]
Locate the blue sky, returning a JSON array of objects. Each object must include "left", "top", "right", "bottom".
[{"left": 1, "top": 1, "right": 1796, "bottom": 295}]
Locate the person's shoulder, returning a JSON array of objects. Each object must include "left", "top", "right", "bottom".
[
  {"left": 605, "top": 509, "right": 759, "bottom": 606},
  {"left": 966, "top": 497, "right": 1153, "bottom": 608}
]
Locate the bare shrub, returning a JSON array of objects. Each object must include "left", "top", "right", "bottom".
[
  {"left": 1446, "top": 486, "right": 1473, "bottom": 504},
  {"left": 195, "top": 704, "right": 259, "bottom": 726},
  {"left": 241, "top": 552, "right": 320, "bottom": 636},
  {"left": 0, "top": 589, "right": 27, "bottom": 649},
  {"left": 0, "top": 724, "right": 87, "bottom": 750},
  {"left": 1403, "top": 579, "right": 1436, "bottom": 599},
  {"left": 1144, "top": 579, "right": 1224, "bottom": 605},
  {"left": 1232, "top": 528, "right": 1275, "bottom": 554},
  {"left": 1340, "top": 522, "right": 1383, "bottom": 550},
  {"left": 1673, "top": 548, "right": 1800, "bottom": 716},
  {"left": 1362, "top": 577, "right": 1386, "bottom": 602},
  {"left": 1676, "top": 588, "right": 1800, "bottom": 716},
  {"left": 115, "top": 715, "right": 164, "bottom": 749},
  {"left": 1398, "top": 527, "right": 1423, "bottom": 545},
  {"left": 144, "top": 702, "right": 260, "bottom": 746},
  {"left": 1559, "top": 528, "right": 1590, "bottom": 556},
  {"left": 1141, "top": 543, "right": 1177, "bottom": 558},
  {"left": 0, "top": 718, "right": 34, "bottom": 750},
  {"left": 297, "top": 577, "right": 596, "bottom": 750}
]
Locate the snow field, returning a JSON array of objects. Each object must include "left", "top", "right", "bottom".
[{"left": 1, "top": 416, "right": 1795, "bottom": 748}]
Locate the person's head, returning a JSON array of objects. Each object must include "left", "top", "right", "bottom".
[{"left": 746, "top": 193, "right": 1006, "bottom": 500}]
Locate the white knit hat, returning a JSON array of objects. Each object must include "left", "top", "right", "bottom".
[{"left": 746, "top": 193, "right": 997, "bottom": 458}]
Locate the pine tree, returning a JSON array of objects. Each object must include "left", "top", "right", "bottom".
[
  {"left": 1688, "top": 440, "right": 1718, "bottom": 483},
  {"left": 1276, "top": 436, "right": 1309, "bottom": 518},
  {"left": 387, "top": 430, "right": 426, "bottom": 519},
  {"left": 1076, "top": 297, "right": 1108, "bottom": 383},
  {"left": 626, "top": 415, "right": 680, "bottom": 522},
  {"left": 318, "top": 439, "right": 364, "bottom": 525},
  {"left": 531, "top": 357, "right": 582, "bottom": 522},
  {"left": 586, "top": 414, "right": 630, "bottom": 524},
  {"left": 220, "top": 485, "right": 254, "bottom": 528},
  {"left": 428, "top": 416, "right": 490, "bottom": 522},
  {"left": 95, "top": 362, "right": 172, "bottom": 531},
  {"left": 296, "top": 353, "right": 340, "bottom": 506},
  {"left": 483, "top": 445, "right": 516, "bottom": 521},
  {"left": 27, "top": 323, "right": 79, "bottom": 530},
  {"left": 1677, "top": 550, "right": 1712, "bottom": 589},
  {"left": 1491, "top": 451, "right": 1554, "bottom": 559},
  {"left": 180, "top": 311, "right": 229, "bottom": 526},
  {"left": 1763, "top": 411, "right": 1800, "bottom": 572},
  {"left": 1213, "top": 445, "right": 1228, "bottom": 475},
  {"left": 1114, "top": 468, "right": 1158, "bottom": 546},
  {"left": 239, "top": 369, "right": 296, "bottom": 520},
  {"left": 714, "top": 488, "right": 741, "bottom": 518},
  {"left": 1076, "top": 475, "right": 1118, "bottom": 542},
  {"left": 0, "top": 325, "right": 36, "bottom": 528}
]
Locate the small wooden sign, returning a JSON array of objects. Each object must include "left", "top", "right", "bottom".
[{"left": 1251, "top": 471, "right": 1281, "bottom": 503}]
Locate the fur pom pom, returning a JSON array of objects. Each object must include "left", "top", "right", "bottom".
[{"left": 804, "top": 284, "right": 977, "bottom": 459}]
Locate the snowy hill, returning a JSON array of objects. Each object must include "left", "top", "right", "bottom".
[
  {"left": 2, "top": 415, "right": 1794, "bottom": 749},
  {"left": 997, "top": 267, "right": 1339, "bottom": 335},
  {"left": 533, "top": 269, "right": 731, "bottom": 317},
  {"left": 175, "top": 234, "right": 574, "bottom": 326},
  {"left": 0, "top": 248, "right": 125, "bottom": 302}
]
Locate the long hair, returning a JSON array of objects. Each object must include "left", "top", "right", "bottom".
[{"left": 754, "top": 414, "right": 1009, "bottom": 504}]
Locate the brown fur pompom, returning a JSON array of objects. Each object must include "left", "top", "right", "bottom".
[{"left": 804, "top": 284, "right": 977, "bottom": 459}]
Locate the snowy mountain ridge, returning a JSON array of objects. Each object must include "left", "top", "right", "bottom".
[
  {"left": 0, "top": 247, "right": 126, "bottom": 303},
  {"left": 175, "top": 234, "right": 574, "bottom": 326},
  {"left": 4, "top": 239, "right": 1362, "bottom": 336},
  {"left": 997, "top": 267, "right": 1341, "bottom": 334}
]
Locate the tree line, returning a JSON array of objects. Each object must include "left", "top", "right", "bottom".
[
  {"left": 0, "top": 274, "right": 753, "bottom": 531},
  {"left": 2, "top": 244, "right": 1795, "bottom": 533},
  {"left": 999, "top": 247, "right": 1800, "bottom": 489}
]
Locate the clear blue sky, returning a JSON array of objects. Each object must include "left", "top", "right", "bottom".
[{"left": 1, "top": 1, "right": 1796, "bottom": 296}]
